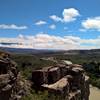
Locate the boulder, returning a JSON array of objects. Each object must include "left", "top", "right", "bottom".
[
  {"left": 42, "top": 77, "right": 69, "bottom": 98},
  {"left": 32, "top": 61, "right": 90, "bottom": 100}
]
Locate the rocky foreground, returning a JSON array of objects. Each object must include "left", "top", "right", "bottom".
[
  {"left": 32, "top": 63, "right": 90, "bottom": 100},
  {"left": 0, "top": 51, "right": 90, "bottom": 100},
  {"left": 0, "top": 52, "right": 30, "bottom": 100}
]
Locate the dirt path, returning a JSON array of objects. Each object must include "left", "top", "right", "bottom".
[{"left": 89, "top": 86, "right": 100, "bottom": 100}]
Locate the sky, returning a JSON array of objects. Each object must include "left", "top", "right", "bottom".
[{"left": 0, "top": 0, "right": 100, "bottom": 50}]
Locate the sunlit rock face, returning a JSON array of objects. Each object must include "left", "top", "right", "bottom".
[{"left": 32, "top": 63, "right": 90, "bottom": 100}]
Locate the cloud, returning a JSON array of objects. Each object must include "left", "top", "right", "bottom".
[
  {"left": 82, "top": 17, "right": 100, "bottom": 31},
  {"left": 62, "top": 8, "right": 80, "bottom": 22},
  {"left": 50, "top": 8, "right": 80, "bottom": 23},
  {"left": 35, "top": 20, "right": 47, "bottom": 26},
  {"left": 0, "top": 24, "right": 27, "bottom": 30},
  {"left": 49, "top": 15, "right": 62, "bottom": 22},
  {"left": 49, "top": 24, "right": 56, "bottom": 29},
  {"left": 0, "top": 33, "right": 100, "bottom": 50}
]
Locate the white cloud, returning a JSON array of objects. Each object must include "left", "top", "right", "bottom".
[
  {"left": 0, "top": 33, "right": 100, "bottom": 50},
  {"left": 35, "top": 20, "right": 47, "bottom": 26},
  {"left": 49, "top": 15, "right": 62, "bottom": 22},
  {"left": 49, "top": 24, "right": 56, "bottom": 29},
  {"left": 82, "top": 17, "right": 100, "bottom": 31},
  {"left": 0, "top": 24, "right": 27, "bottom": 30},
  {"left": 50, "top": 8, "right": 80, "bottom": 23},
  {"left": 62, "top": 8, "right": 80, "bottom": 22}
]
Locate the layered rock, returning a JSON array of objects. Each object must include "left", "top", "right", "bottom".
[
  {"left": 32, "top": 62, "right": 90, "bottom": 100},
  {"left": 0, "top": 52, "right": 30, "bottom": 100},
  {"left": 0, "top": 52, "right": 16, "bottom": 100}
]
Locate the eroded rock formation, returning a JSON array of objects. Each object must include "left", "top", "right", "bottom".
[
  {"left": 32, "top": 63, "right": 90, "bottom": 100},
  {"left": 0, "top": 51, "right": 90, "bottom": 100},
  {"left": 0, "top": 52, "right": 30, "bottom": 100}
]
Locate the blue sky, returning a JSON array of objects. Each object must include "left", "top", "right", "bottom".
[{"left": 0, "top": 0, "right": 100, "bottom": 49}]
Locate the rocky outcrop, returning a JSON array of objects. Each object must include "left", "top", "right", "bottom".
[
  {"left": 32, "top": 62, "right": 90, "bottom": 100},
  {"left": 0, "top": 51, "right": 90, "bottom": 100},
  {"left": 0, "top": 52, "right": 30, "bottom": 100}
]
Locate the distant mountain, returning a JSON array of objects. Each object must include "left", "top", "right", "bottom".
[
  {"left": 65, "top": 49, "right": 100, "bottom": 55},
  {"left": 0, "top": 47, "right": 61, "bottom": 54},
  {"left": 0, "top": 47, "right": 100, "bottom": 55}
]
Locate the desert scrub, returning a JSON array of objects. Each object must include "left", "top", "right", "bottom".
[
  {"left": 21, "top": 89, "right": 65, "bottom": 100},
  {"left": 21, "top": 90, "right": 48, "bottom": 100}
]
